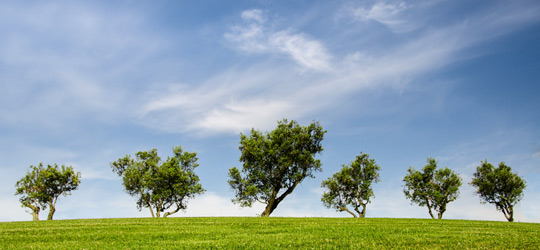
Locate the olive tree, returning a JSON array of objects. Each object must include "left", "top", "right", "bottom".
[
  {"left": 15, "top": 163, "right": 81, "bottom": 221},
  {"left": 470, "top": 160, "right": 526, "bottom": 222},
  {"left": 111, "top": 146, "right": 205, "bottom": 218},
  {"left": 228, "top": 119, "right": 326, "bottom": 217},
  {"left": 321, "top": 153, "right": 381, "bottom": 218},
  {"left": 403, "top": 158, "right": 462, "bottom": 219}
]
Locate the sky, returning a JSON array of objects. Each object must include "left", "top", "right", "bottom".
[{"left": 1, "top": 0, "right": 539, "bottom": 222}]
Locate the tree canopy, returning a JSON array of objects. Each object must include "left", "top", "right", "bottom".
[
  {"left": 111, "top": 146, "right": 205, "bottom": 218},
  {"left": 321, "top": 153, "right": 381, "bottom": 218},
  {"left": 228, "top": 119, "right": 326, "bottom": 217},
  {"left": 470, "top": 160, "right": 526, "bottom": 222},
  {"left": 15, "top": 163, "right": 81, "bottom": 221},
  {"left": 403, "top": 158, "right": 462, "bottom": 219}
]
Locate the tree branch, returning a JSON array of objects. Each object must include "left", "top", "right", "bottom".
[{"left": 340, "top": 207, "right": 357, "bottom": 218}]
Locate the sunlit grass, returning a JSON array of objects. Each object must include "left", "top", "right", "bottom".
[{"left": 1, "top": 217, "right": 538, "bottom": 249}]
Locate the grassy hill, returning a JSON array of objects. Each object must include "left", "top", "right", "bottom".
[{"left": 1, "top": 217, "right": 538, "bottom": 249}]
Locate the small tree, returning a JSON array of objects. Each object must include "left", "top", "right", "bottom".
[
  {"left": 15, "top": 163, "right": 81, "bottom": 221},
  {"left": 321, "top": 153, "right": 381, "bottom": 218},
  {"left": 403, "top": 158, "right": 462, "bottom": 219},
  {"left": 228, "top": 119, "right": 326, "bottom": 217},
  {"left": 15, "top": 164, "right": 46, "bottom": 221},
  {"left": 470, "top": 160, "right": 526, "bottom": 222},
  {"left": 111, "top": 146, "right": 205, "bottom": 218}
]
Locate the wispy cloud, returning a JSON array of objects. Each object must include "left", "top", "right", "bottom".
[
  {"left": 224, "top": 9, "right": 332, "bottom": 72},
  {"left": 352, "top": 1, "right": 413, "bottom": 33},
  {"left": 140, "top": 2, "right": 540, "bottom": 135},
  {"left": 139, "top": 64, "right": 303, "bottom": 134}
]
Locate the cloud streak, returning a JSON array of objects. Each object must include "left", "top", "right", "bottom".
[{"left": 138, "top": 2, "right": 540, "bottom": 135}]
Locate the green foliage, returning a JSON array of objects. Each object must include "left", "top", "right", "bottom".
[
  {"left": 1, "top": 217, "right": 539, "bottom": 249},
  {"left": 321, "top": 153, "right": 381, "bottom": 218},
  {"left": 403, "top": 158, "right": 462, "bottom": 219},
  {"left": 470, "top": 160, "right": 526, "bottom": 222},
  {"left": 15, "top": 163, "right": 81, "bottom": 221},
  {"left": 111, "top": 146, "right": 205, "bottom": 218},
  {"left": 228, "top": 119, "right": 326, "bottom": 216}
]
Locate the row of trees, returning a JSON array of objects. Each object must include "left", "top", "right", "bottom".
[
  {"left": 320, "top": 154, "right": 526, "bottom": 222},
  {"left": 15, "top": 119, "right": 526, "bottom": 222}
]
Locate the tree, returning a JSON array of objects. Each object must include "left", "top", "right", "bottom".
[
  {"left": 470, "top": 160, "right": 526, "bottom": 222},
  {"left": 15, "top": 163, "right": 81, "bottom": 221},
  {"left": 228, "top": 119, "right": 326, "bottom": 217},
  {"left": 403, "top": 158, "right": 462, "bottom": 219},
  {"left": 321, "top": 153, "right": 381, "bottom": 218},
  {"left": 111, "top": 146, "right": 205, "bottom": 218},
  {"left": 15, "top": 164, "right": 46, "bottom": 221}
]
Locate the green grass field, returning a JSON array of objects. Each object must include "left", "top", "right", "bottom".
[{"left": 1, "top": 217, "right": 538, "bottom": 249}]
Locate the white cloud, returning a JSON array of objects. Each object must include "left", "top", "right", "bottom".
[
  {"left": 269, "top": 31, "right": 332, "bottom": 72},
  {"left": 225, "top": 9, "right": 332, "bottom": 72},
  {"left": 138, "top": 63, "right": 307, "bottom": 135},
  {"left": 352, "top": 1, "right": 413, "bottom": 33},
  {"left": 193, "top": 100, "right": 293, "bottom": 133}
]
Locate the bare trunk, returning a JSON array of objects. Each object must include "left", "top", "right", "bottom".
[
  {"left": 32, "top": 210, "right": 40, "bottom": 221},
  {"left": 340, "top": 207, "right": 357, "bottom": 218},
  {"left": 148, "top": 202, "right": 156, "bottom": 218},
  {"left": 47, "top": 206, "right": 56, "bottom": 220},
  {"left": 503, "top": 205, "right": 514, "bottom": 222},
  {"left": 164, "top": 206, "right": 182, "bottom": 218},
  {"left": 47, "top": 198, "right": 57, "bottom": 220},
  {"left": 437, "top": 206, "right": 446, "bottom": 219},
  {"left": 26, "top": 203, "right": 40, "bottom": 221},
  {"left": 427, "top": 205, "right": 435, "bottom": 219},
  {"left": 359, "top": 204, "right": 367, "bottom": 218},
  {"left": 261, "top": 192, "right": 278, "bottom": 217},
  {"left": 261, "top": 181, "right": 300, "bottom": 217}
]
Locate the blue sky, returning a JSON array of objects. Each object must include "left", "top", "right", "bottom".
[{"left": 1, "top": 0, "right": 539, "bottom": 222}]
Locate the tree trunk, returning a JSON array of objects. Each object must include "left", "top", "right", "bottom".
[
  {"left": 23, "top": 203, "right": 41, "bottom": 221},
  {"left": 359, "top": 204, "right": 367, "bottom": 218},
  {"left": 164, "top": 206, "right": 182, "bottom": 218},
  {"left": 261, "top": 181, "right": 301, "bottom": 217},
  {"left": 32, "top": 210, "right": 40, "bottom": 221},
  {"left": 503, "top": 205, "right": 514, "bottom": 222},
  {"left": 427, "top": 205, "right": 435, "bottom": 219},
  {"left": 437, "top": 206, "right": 446, "bottom": 219},
  {"left": 340, "top": 207, "right": 357, "bottom": 218},
  {"left": 47, "top": 205, "right": 56, "bottom": 220},
  {"left": 261, "top": 193, "right": 278, "bottom": 217},
  {"left": 148, "top": 203, "right": 156, "bottom": 218},
  {"left": 26, "top": 203, "right": 40, "bottom": 221}
]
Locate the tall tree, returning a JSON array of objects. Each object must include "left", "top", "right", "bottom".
[
  {"left": 321, "top": 153, "right": 381, "bottom": 218},
  {"left": 470, "top": 160, "right": 526, "bottom": 222},
  {"left": 403, "top": 158, "right": 462, "bottom": 219},
  {"left": 15, "top": 163, "right": 81, "bottom": 221},
  {"left": 228, "top": 119, "right": 326, "bottom": 217},
  {"left": 111, "top": 146, "right": 205, "bottom": 218}
]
